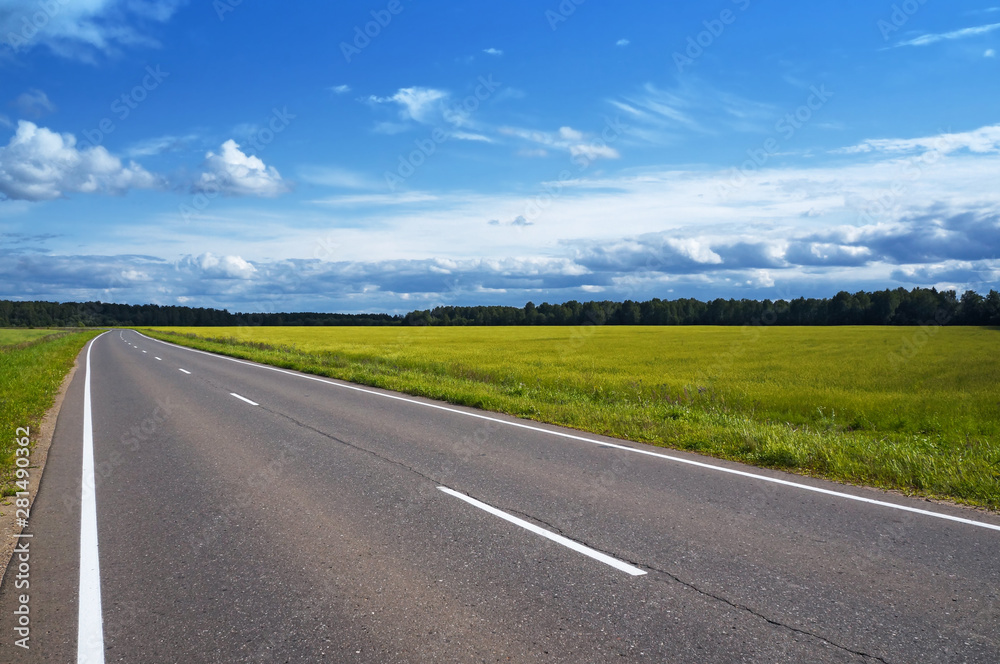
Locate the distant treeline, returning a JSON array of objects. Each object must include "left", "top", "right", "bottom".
[
  {"left": 0, "top": 301, "right": 398, "bottom": 328},
  {"left": 1, "top": 287, "right": 999, "bottom": 328}
]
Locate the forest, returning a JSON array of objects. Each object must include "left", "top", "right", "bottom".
[{"left": 0, "top": 287, "right": 998, "bottom": 328}]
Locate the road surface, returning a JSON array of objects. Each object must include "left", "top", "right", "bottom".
[{"left": 1, "top": 329, "right": 998, "bottom": 662}]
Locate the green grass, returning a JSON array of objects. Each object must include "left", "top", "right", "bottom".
[
  {"left": 140, "top": 325, "right": 1000, "bottom": 510},
  {"left": 0, "top": 329, "right": 102, "bottom": 495},
  {"left": 0, "top": 329, "right": 65, "bottom": 347}
]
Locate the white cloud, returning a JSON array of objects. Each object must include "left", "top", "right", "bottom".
[
  {"left": 330, "top": 84, "right": 351, "bottom": 94},
  {"left": 194, "top": 252, "right": 257, "bottom": 279},
  {"left": 120, "top": 269, "right": 150, "bottom": 282},
  {"left": 483, "top": 47, "right": 503, "bottom": 56},
  {"left": 12, "top": 89, "right": 56, "bottom": 117},
  {"left": 451, "top": 131, "right": 493, "bottom": 142},
  {"left": 986, "top": 48, "right": 997, "bottom": 57},
  {"left": 0, "top": 0, "right": 186, "bottom": 60},
  {"left": 366, "top": 85, "right": 493, "bottom": 141},
  {"left": 369, "top": 87, "right": 448, "bottom": 124},
  {"left": 500, "top": 125, "right": 621, "bottom": 161},
  {"left": 193, "top": 140, "right": 289, "bottom": 197},
  {"left": 558, "top": 126, "right": 583, "bottom": 141},
  {"left": 833, "top": 124, "right": 1000, "bottom": 156},
  {"left": 610, "top": 81, "right": 776, "bottom": 145},
  {"left": 895, "top": 22, "right": 1000, "bottom": 47},
  {"left": 570, "top": 143, "right": 619, "bottom": 160},
  {"left": 15, "top": 121, "right": 1000, "bottom": 309},
  {"left": 0, "top": 121, "right": 157, "bottom": 201},
  {"left": 616, "top": 38, "right": 630, "bottom": 47}
]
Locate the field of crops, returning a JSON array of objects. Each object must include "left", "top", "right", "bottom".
[
  {"left": 0, "top": 329, "right": 102, "bottom": 495},
  {"left": 142, "top": 325, "right": 1000, "bottom": 509}
]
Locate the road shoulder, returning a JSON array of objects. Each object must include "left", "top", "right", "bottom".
[{"left": 0, "top": 350, "right": 80, "bottom": 587}]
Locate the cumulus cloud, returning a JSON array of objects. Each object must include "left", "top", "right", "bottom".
[
  {"left": 0, "top": 121, "right": 157, "bottom": 201},
  {"left": 483, "top": 47, "right": 503, "bottom": 56},
  {"left": 812, "top": 209, "right": 1000, "bottom": 264},
  {"left": 12, "top": 89, "right": 56, "bottom": 117},
  {"left": 2, "top": 211, "right": 996, "bottom": 313},
  {"left": 193, "top": 140, "right": 289, "bottom": 197},
  {"left": 784, "top": 242, "right": 872, "bottom": 267},
  {"left": 6, "top": 120, "right": 999, "bottom": 309},
  {"left": 330, "top": 84, "right": 351, "bottom": 94},
  {"left": 0, "top": 0, "right": 187, "bottom": 59},
  {"left": 572, "top": 235, "right": 723, "bottom": 273},
  {"left": 0, "top": 253, "right": 597, "bottom": 311},
  {"left": 188, "top": 252, "right": 257, "bottom": 279},
  {"left": 563, "top": 207, "right": 1000, "bottom": 277}
]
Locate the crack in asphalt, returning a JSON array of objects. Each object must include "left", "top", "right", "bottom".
[
  {"left": 263, "top": 405, "right": 890, "bottom": 664},
  {"left": 498, "top": 506, "right": 889, "bottom": 663},
  {"left": 261, "top": 407, "right": 446, "bottom": 488},
  {"left": 639, "top": 562, "right": 891, "bottom": 664}
]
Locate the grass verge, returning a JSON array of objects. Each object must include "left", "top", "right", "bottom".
[
  {"left": 0, "top": 329, "right": 102, "bottom": 495},
  {"left": 139, "top": 326, "right": 1000, "bottom": 511}
]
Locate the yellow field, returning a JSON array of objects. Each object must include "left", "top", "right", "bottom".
[{"left": 143, "top": 325, "right": 1000, "bottom": 508}]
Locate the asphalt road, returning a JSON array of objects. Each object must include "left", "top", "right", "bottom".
[{"left": 1, "top": 329, "right": 998, "bottom": 663}]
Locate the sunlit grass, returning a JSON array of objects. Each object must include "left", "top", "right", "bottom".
[
  {"left": 0, "top": 329, "right": 102, "bottom": 495},
  {"left": 141, "top": 325, "right": 1000, "bottom": 509},
  {"left": 0, "top": 329, "right": 64, "bottom": 347}
]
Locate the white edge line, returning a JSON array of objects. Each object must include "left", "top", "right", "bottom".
[
  {"left": 135, "top": 331, "right": 1000, "bottom": 533},
  {"left": 154, "top": 357, "right": 162, "bottom": 361},
  {"left": 230, "top": 392, "right": 259, "bottom": 406},
  {"left": 178, "top": 368, "right": 191, "bottom": 374},
  {"left": 79, "top": 332, "right": 107, "bottom": 664},
  {"left": 438, "top": 486, "right": 646, "bottom": 576}
]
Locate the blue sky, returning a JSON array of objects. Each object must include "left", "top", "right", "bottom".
[{"left": 1, "top": 0, "right": 999, "bottom": 313}]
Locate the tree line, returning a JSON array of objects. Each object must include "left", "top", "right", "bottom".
[{"left": 1, "top": 287, "right": 998, "bottom": 329}]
